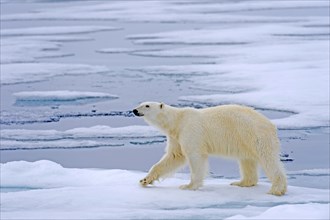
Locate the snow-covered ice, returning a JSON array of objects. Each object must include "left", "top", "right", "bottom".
[
  {"left": 1, "top": 36, "right": 92, "bottom": 64},
  {"left": 1, "top": 38, "right": 67, "bottom": 64},
  {"left": 96, "top": 48, "right": 137, "bottom": 54},
  {"left": 0, "top": 160, "right": 329, "bottom": 219},
  {"left": 1, "top": 26, "right": 121, "bottom": 37},
  {"left": 128, "top": 23, "right": 329, "bottom": 45},
  {"left": 129, "top": 22, "right": 329, "bottom": 130},
  {"left": 1, "top": 63, "right": 110, "bottom": 85},
  {"left": 14, "top": 90, "right": 118, "bottom": 103},
  {"left": 226, "top": 203, "right": 329, "bottom": 220},
  {"left": 0, "top": 125, "right": 162, "bottom": 150}
]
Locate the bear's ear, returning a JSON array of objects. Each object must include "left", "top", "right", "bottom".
[{"left": 160, "top": 103, "right": 164, "bottom": 109}]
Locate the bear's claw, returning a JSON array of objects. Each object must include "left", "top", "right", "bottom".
[{"left": 139, "top": 177, "right": 153, "bottom": 186}]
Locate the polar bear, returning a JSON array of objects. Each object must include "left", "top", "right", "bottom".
[{"left": 133, "top": 102, "right": 287, "bottom": 196}]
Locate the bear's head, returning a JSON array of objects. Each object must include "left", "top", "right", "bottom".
[
  {"left": 133, "top": 102, "right": 182, "bottom": 135},
  {"left": 132, "top": 102, "right": 167, "bottom": 129},
  {"left": 133, "top": 102, "right": 164, "bottom": 118}
]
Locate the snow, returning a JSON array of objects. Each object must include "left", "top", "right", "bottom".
[
  {"left": 14, "top": 90, "right": 118, "bottom": 102},
  {"left": 1, "top": 26, "right": 121, "bottom": 36},
  {"left": 227, "top": 203, "right": 329, "bottom": 220},
  {"left": 1, "top": 160, "right": 329, "bottom": 219},
  {"left": 1, "top": 63, "right": 110, "bottom": 85},
  {"left": 0, "top": 125, "right": 162, "bottom": 150}
]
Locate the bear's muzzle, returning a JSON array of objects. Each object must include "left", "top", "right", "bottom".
[{"left": 133, "top": 109, "right": 144, "bottom": 117}]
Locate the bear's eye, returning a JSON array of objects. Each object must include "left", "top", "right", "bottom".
[{"left": 146, "top": 105, "right": 150, "bottom": 108}]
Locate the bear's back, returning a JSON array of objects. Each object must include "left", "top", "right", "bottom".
[{"left": 198, "top": 104, "right": 277, "bottom": 138}]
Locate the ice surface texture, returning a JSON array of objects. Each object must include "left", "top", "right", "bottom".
[
  {"left": 129, "top": 23, "right": 329, "bottom": 129},
  {"left": 1, "top": 160, "right": 329, "bottom": 220},
  {"left": 1, "top": 26, "right": 121, "bottom": 36},
  {"left": 13, "top": 90, "right": 118, "bottom": 106},
  {"left": 1, "top": 63, "right": 110, "bottom": 85},
  {"left": 0, "top": 126, "right": 162, "bottom": 150}
]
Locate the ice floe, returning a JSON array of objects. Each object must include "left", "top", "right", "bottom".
[
  {"left": 13, "top": 90, "right": 118, "bottom": 106},
  {"left": 1, "top": 26, "right": 121, "bottom": 37},
  {"left": 96, "top": 48, "right": 136, "bottom": 54},
  {"left": 0, "top": 125, "right": 163, "bottom": 150},
  {"left": 1, "top": 63, "right": 110, "bottom": 85},
  {"left": 128, "top": 23, "right": 329, "bottom": 45},
  {"left": 129, "top": 24, "right": 329, "bottom": 130},
  {"left": 1, "top": 36, "right": 92, "bottom": 64},
  {"left": 0, "top": 109, "right": 135, "bottom": 125},
  {"left": 0, "top": 160, "right": 329, "bottom": 219},
  {"left": 178, "top": 60, "right": 329, "bottom": 129},
  {"left": 1, "top": 38, "right": 67, "bottom": 64},
  {"left": 288, "top": 169, "right": 330, "bottom": 177}
]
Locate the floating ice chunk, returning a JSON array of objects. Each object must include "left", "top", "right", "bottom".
[
  {"left": 0, "top": 109, "right": 135, "bottom": 125},
  {"left": 1, "top": 36, "right": 93, "bottom": 64},
  {"left": 128, "top": 23, "right": 329, "bottom": 45},
  {"left": 0, "top": 125, "right": 163, "bottom": 150},
  {"left": 131, "top": 46, "right": 220, "bottom": 58},
  {"left": 287, "top": 169, "right": 330, "bottom": 176},
  {"left": 1, "top": 38, "right": 66, "bottom": 64},
  {"left": 1, "top": 26, "right": 121, "bottom": 37},
  {"left": 1, "top": 160, "right": 329, "bottom": 219},
  {"left": 66, "top": 125, "right": 161, "bottom": 139},
  {"left": 0, "top": 139, "right": 123, "bottom": 150},
  {"left": 179, "top": 61, "right": 329, "bottom": 129},
  {"left": 1, "top": 63, "right": 110, "bottom": 85},
  {"left": 163, "top": 41, "right": 328, "bottom": 130},
  {"left": 13, "top": 90, "right": 118, "bottom": 105},
  {"left": 24, "top": 35, "right": 93, "bottom": 42},
  {"left": 1, "top": 125, "right": 161, "bottom": 141},
  {"left": 96, "top": 48, "right": 136, "bottom": 54},
  {"left": 131, "top": 64, "right": 225, "bottom": 76}
]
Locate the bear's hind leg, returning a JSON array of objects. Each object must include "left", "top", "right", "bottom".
[
  {"left": 231, "top": 159, "right": 258, "bottom": 187},
  {"left": 259, "top": 156, "right": 287, "bottom": 196},
  {"left": 180, "top": 153, "right": 208, "bottom": 190}
]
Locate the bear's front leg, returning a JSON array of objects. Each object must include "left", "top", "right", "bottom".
[{"left": 139, "top": 152, "right": 186, "bottom": 187}]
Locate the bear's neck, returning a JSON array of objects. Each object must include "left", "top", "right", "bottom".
[{"left": 153, "top": 106, "right": 184, "bottom": 139}]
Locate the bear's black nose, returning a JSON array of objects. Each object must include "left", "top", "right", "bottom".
[{"left": 133, "top": 109, "right": 138, "bottom": 116}]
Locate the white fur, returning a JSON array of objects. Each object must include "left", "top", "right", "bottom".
[{"left": 134, "top": 102, "right": 287, "bottom": 196}]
